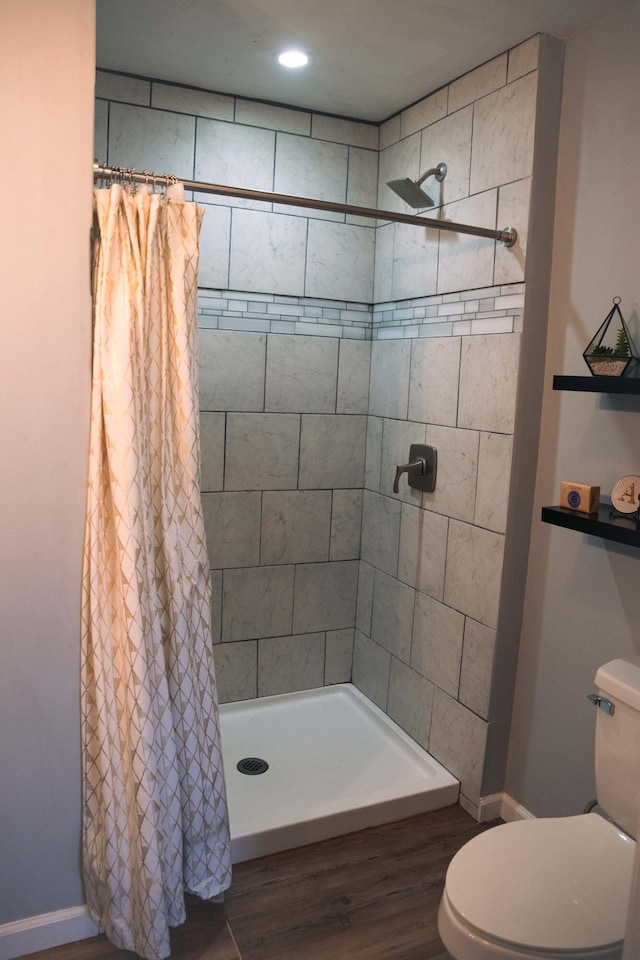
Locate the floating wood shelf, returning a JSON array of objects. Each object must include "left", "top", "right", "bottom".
[
  {"left": 541, "top": 498, "right": 640, "bottom": 547},
  {"left": 553, "top": 375, "right": 640, "bottom": 394}
]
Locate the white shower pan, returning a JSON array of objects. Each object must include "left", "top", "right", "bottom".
[{"left": 218, "top": 682, "right": 459, "bottom": 863}]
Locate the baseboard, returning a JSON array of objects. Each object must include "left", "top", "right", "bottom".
[
  {"left": 459, "top": 791, "right": 536, "bottom": 823},
  {"left": 0, "top": 905, "right": 100, "bottom": 960},
  {"left": 499, "top": 792, "right": 536, "bottom": 822}
]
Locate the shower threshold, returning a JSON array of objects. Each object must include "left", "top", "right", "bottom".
[{"left": 218, "top": 682, "right": 459, "bottom": 863}]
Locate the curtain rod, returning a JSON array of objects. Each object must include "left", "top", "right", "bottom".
[{"left": 93, "top": 163, "right": 517, "bottom": 247}]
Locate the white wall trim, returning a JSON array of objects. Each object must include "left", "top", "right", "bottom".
[
  {"left": 498, "top": 792, "right": 536, "bottom": 822},
  {"left": 0, "top": 905, "right": 100, "bottom": 960},
  {"left": 460, "top": 792, "right": 536, "bottom": 823}
]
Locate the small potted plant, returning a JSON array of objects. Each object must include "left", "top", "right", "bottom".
[{"left": 583, "top": 298, "right": 639, "bottom": 377}]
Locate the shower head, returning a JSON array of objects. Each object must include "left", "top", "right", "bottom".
[{"left": 386, "top": 162, "right": 447, "bottom": 209}]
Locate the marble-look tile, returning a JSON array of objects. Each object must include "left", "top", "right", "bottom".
[
  {"left": 94, "top": 99, "right": 108, "bottom": 164},
  {"left": 305, "top": 220, "right": 375, "bottom": 303},
  {"left": 448, "top": 54, "right": 507, "bottom": 113},
  {"left": 444, "top": 520, "right": 504, "bottom": 629},
  {"left": 330, "top": 489, "right": 363, "bottom": 561},
  {"left": 325, "top": 628, "right": 355, "bottom": 683},
  {"left": 420, "top": 107, "right": 472, "bottom": 206},
  {"left": 423, "top": 424, "right": 479, "bottom": 523},
  {"left": 261, "top": 490, "right": 332, "bottom": 564},
  {"left": 508, "top": 35, "right": 539, "bottom": 83},
  {"left": 202, "top": 492, "right": 261, "bottom": 569},
  {"left": 398, "top": 503, "right": 448, "bottom": 601},
  {"left": 378, "top": 132, "right": 421, "bottom": 215},
  {"left": 265, "top": 334, "right": 339, "bottom": 413},
  {"left": 409, "top": 337, "right": 461, "bottom": 427},
  {"left": 292, "top": 560, "right": 358, "bottom": 633},
  {"left": 225, "top": 413, "right": 300, "bottom": 490},
  {"left": 236, "top": 100, "right": 310, "bottom": 135},
  {"left": 411, "top": 592, "right": 464, "bottom": 697},
  {"left": 298, "top": 414, "right": 366, "bottom": 489},
  {"left": 368, "top": 340, "right": 411, "bottom": 419},
  {"left": 401, "top": 89, "right": 448, "bottom": 139},
  {"left": 494, "top": 178, "right": 530, "bottom": 284},
  {"left": 475, "top": 432, "right": 513, "bottom": 533},
  {"left": 108, "top": 102, "right": 195, "bottom": 179},
  {"left": 429, "top": 688, "right": 488, "bottom": 803},
  {"left": 337, "top": 340, "right": 371, "bottom": 414},
  {"left": 199, "top": 330, "right": 266, "bottom": 412},
  {"left": 95, "top": 71, "right": 150, "bottom": 105},
  {"left": 457, "top": 333, "right": 521, "bottom": 433},
  {"left": 379, "top": 115, "right": 401, "bottom": 151},
  {"left": 211, "top": 569, "right": 222, "bottom": 644},
  {"left": 381, "top": 418, "right": 427, "bottom": 505},
  {"left": 437, "top": 191, "right": 497, "bottom": 294},
  {"left": 459, "top": 618, "right": 496, "bottom": 720},
  {"left": 198, "top": 204, "right": 231, "bottom": 289},
  {"left": 360, "top": 490, "right": 402, "bottom": 578},
  {"left": 195, "top": 117, "right": 275, "bottom": 195},
  {"left": 387, "top": 659, "right": 435, "bottom": 751},
  {"left": 152, "top": 83, "right": 234, "bottom": 120},
  {"left": 470, "top": 72, "right": 537, "bottom": 194},
  {"left": 391, "top": 222, "right": 440, "bottom": 301},
  {"left": 214, "top": 639, "right": 257, "bottom": 703},
  {"left": 373, "top": 222, "right": 394, "bottom": 303},
  {"left": 229, "top": 208, "right": 307, "bottom": 296},
  {"left": 258, "top": 633, "right": 326, "bottom": 696},
  {"left": 356, "top": 561, "right": 375, "bottom": 637},
  {"left": 275, "top": 134, "right": 348, "bottom": 216},
  {"left": 364, "top": 416, "right": 383, "bottom": 493},
  {"left": 346, "top": 147, "right": 379, "bottom": 225},
  {"left": 312, "top": 114, "right": 378, "bottom": 150},
  {"left": 371, "top": 569, "right": 415, "bottom": 664},
  {"left": 352, "top": 631, "right": 391, "bottom": 710},
  {"left": 222, "top": 565, "right": 294, "bottom": 642},
  {"left": 200, "top": 413, "right": 225, "bottom": 491}
]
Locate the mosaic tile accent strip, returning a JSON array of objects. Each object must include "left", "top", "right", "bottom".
[
  {"left": 197, "top": 284, "right": 525, "bottom": 340},
  {"left": 372, "top": 284, "right": 525, "bottom": 340},
  {"left": 198, "top": 289, "right": 373, "bottom": 339}
]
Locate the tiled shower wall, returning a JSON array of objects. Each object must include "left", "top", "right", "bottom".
[
  {"left": 356, "top": 37, "right": 538, "bottom": 807},
  {"left": 197, "top": 314, "right": 370, "bottom": 702},
  {"left": 95, "top": 31, "right": 542, "bottom": 807},
  {"left": 94, "top": 71, "right": 379, "bottom": 303},
  {"left": 355, "top": 324, "right": 520, "bottom": 809}
]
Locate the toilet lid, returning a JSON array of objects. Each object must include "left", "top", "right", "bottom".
[{"left": 445, "top": 813, "right": 635, "bottom": 952}]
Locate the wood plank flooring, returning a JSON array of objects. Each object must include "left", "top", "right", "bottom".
[{"left": 21, "top": 804, "right": 498, "bottom": 960}]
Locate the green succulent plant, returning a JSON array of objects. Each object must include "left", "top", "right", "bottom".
[{"left": 590, "top": 328, "right": 630, "bottom": 358}]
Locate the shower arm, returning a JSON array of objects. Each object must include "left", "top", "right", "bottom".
[
  {"left": 415, "top": 163, "right": 447, "bottom": 187},
  {"left": 93, "top": 163, "right": 517, "bottom": 246}
]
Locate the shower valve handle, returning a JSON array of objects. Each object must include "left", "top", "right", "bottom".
[
  {"left": 393, "top": 458, "right": 426, "bottom": 493},
  {"left": 393, "top": 444, "right": 437, "bottom": 494}
]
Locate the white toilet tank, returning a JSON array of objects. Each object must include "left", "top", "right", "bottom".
[{"left": 594, "top": 655, "right": 640, "bottom": 838}]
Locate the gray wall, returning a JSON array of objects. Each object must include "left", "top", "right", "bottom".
[
  {"left": 0, "top": 0, "right": 94, "bottom": 925},
  {"left": 506, "top": 2, "right": 640, "bottom": 817}
]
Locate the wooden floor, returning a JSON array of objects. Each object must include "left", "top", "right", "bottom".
[{"left": 23, "top": 805, "right": 498, "bottom": 960}]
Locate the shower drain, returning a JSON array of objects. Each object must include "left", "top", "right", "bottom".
[{"left": 237, "top": 757, "right": 269, "bottom": 776}]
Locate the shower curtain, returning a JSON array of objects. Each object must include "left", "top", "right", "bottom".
[{"left": 81, "top": 182, "right": 231, "bottom": 960}]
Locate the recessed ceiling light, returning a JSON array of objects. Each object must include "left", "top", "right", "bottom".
[{"left": 277, "top": 49, "right": 310, "bottom": 69}]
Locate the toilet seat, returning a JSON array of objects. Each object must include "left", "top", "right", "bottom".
[{"left": 439, "top": 813, "right": 635, "bottom": 960}]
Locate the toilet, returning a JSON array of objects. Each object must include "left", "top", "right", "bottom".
[{"left": 438, "top": 656, "right": 640, "bottom": 959}]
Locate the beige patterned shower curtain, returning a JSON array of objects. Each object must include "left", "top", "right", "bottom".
[{"left": 81, "top": 183, "right": 231, "bottom": 960}]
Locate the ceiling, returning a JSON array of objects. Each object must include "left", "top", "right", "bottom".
[{"left": 96, "top": 0, "right": 629, "bottom": 122}]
